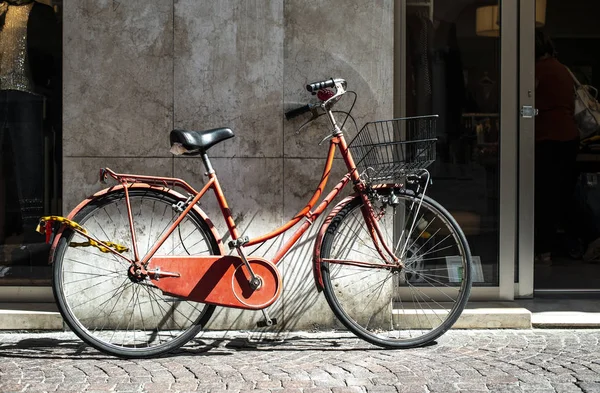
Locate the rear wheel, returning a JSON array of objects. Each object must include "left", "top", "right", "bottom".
[
  {"left": 52, "top": 189, "right": 220, "bottom": 358},
  {"left": 319, "top": 188, "right": 472, "bottom": 348}
]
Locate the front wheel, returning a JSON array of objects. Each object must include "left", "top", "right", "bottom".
[
  {"left": 52, "top": 188, "right": 220, "bottom": 358},
  {"left": 319, "top": 188, "right": 472, "bottom": 348}
]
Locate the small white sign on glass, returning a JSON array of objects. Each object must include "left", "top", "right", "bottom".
[{"left": 446, "top": 256, "right": 484, "bottom": 283}]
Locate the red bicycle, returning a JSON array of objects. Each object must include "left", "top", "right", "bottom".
[{"left": 42, "top": 78, "right": 472, "bottom": 358}]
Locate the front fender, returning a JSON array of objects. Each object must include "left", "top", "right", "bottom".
[
  {"left": 48, "top": 183, "right": 225, "bottom": 263},
  {"left": 311, "top": 184, "right": 401, "bottom": 291},
  {"left": 311, "top": 194, "right": 358, "bottom": 291}
]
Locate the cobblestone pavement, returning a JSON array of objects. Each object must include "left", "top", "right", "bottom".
[{"left": 0, "top": 330, "right": 599, "bottom": 392}]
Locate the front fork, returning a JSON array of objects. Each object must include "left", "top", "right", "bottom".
[
  {"left": 356, "top": 170, "right": 431, "bottom": 269},
  {"left": 358, "top": 190, "right": 402, "bottom": 267}
]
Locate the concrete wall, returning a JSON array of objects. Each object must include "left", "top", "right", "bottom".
[{"left": 63, "top": 0, "right": 394, "bottom": 330}]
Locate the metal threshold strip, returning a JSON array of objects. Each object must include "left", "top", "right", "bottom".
[{"left": 534, "top": 288, "right": 600, "bottom": 298}]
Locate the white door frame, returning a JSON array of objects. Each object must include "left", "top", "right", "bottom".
[
  {"left": 394, "top": 0, "right": 522, "bottom": 301},
  {"left": 516, "top": 0, "right": 536, "bottom": 298}
]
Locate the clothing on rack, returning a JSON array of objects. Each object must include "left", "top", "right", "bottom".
[
  {"left": 407, "top": 14, "right": 466, "bottom": 166},
  {"left": 407, "top": 13, "right": 433, "bottom": 117}
]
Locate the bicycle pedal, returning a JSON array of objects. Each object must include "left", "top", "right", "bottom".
[{"left": 256, "top": 318, "right": 277, "bottom": 328}]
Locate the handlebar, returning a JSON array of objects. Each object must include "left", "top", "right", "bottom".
[
  {"left": 306, "top": 78, "right": 347, "bottom": 93},
  {"left": 284, "top": 104, "right": 312, "bottom": 120},
  {"left": 285, "top": 78, "right": 348, "bottom": 132}
]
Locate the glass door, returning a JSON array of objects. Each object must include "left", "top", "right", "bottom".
[
  {"left": 397, "top": 0, "right": 520, "bottom": 300},
  {"left": 524, "top": 0, "right": 600, "bottom": 294}
]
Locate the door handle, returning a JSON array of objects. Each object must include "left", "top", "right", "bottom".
[{"left": 521, "top": 105, "right": 538, "bottom": 118}]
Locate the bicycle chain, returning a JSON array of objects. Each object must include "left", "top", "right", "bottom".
[{"left": 36, "top": 216, "right": 129, "bottom": 254}]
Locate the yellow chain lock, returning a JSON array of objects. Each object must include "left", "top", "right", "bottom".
[{"left": 37, "top": 216, "right": 129, "bottom": 254}]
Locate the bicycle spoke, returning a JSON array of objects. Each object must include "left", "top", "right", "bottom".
[
  {"left": 337, "top": 214, "right": 383, "bottom": 255},
  {"left": 61, "top": 269, "right": 120, "bottom": 282},
  {"left": 64, "top": 246, "right": 126, "bottom": 269},
  {"left": 66, "top": 276, "right": 130, "bottom": 310},
  {"left": 54, "top": 190, "right": 218, "bottom": 357},
  {"left": 89, "top": 212, "right": 131, "bottom": 265},
  {"left": 145, "top": 199, "right": 155, "bottom": 256},
  {"left": 84, "top": 278, "right": 132, "bottom": 331},
  {"left": 63, "top": 255, "right": 122, "bottom": 275},
  {"left": 321, "top": 189, "right": 471, "bottom": 348}
]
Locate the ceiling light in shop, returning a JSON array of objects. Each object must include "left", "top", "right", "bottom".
[{"left": 475, "top": 1, "right": 546, "bottom": 37}]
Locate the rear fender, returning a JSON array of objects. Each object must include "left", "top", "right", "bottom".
[{"left": 48, "top": 183, "right": 225, "bottom": 263}]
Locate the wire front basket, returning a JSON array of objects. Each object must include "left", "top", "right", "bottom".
[{"left": 348, "top": 115, "right": 437, "bottom": 184}]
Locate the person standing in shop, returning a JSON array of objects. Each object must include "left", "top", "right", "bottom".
[{"left": 534, "top": 30, "right": 579, "bottom": 265}]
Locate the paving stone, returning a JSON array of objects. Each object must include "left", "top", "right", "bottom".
[
  {"left": 364, "top": 385, "right": 398, "bottom": 393},
  {"left": 303, "top": 388, "right": 333, "bottom": 393},
  {"left": 25, "top": 382, "right": 59, "bottom": 391},
  {"left": 86, "top": 384, "right": 118, "bottom": 391},
  {"left": 198, "top": 382, "right": 227, "bottom": 390},
  {"left": 395, "top": 385, "right": 429, "bottom": 393},
  {"left": 346, "top": 378, "right": 372, "bottom": 386},
  {"left": 550, "top": 383, "right": 586, "bottom": 393},
  {"left": 86, "top": 390, "right": 118, "bottom": 393},
  {"left": 332, "top": 387, "right": 367, "bottom": 393},
  {"left": 426, "top": 383, "right": 460, "bottom": 392},
  {"left": 313, "top": 378, "right": 347, "bottom": 388},
  {"left": 455, "top": 382, "right": 489, "bottom": 391},
  {"left": 142, "top": 382, "right": 172, "bottom": 391},
  {"left": 255, "top": 380, "right": 283, "bottom": 389},
  {"left": 578, "top": 383, "right": 600, "bottom": 393},
  {"left": 282, "top": 380, "right": 315, "bottom": 388},
  {"left": 113, "top": 382, "right": 143, "bottom": 391},
  {"left": 226, "top": 381, "right": 253, "bottom": 390}
]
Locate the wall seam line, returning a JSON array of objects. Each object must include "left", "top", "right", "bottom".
[{"left": 172, "top": 0, "right": 175, "bottom": 177}]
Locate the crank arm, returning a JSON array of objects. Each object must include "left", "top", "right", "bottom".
[{"left": 147, "top": 267, "right": 180, "bottom": 280}]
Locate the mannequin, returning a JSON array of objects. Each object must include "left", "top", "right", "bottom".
[{"left": 0, "top": 0, "right": 60, "bottom": 245}]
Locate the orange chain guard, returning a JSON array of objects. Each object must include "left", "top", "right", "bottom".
[{"left": 147, "top": 255, "right": 282, "bottom": 310}]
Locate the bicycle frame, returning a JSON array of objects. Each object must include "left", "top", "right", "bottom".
[
  {"left": 47, "top": 93, "right": 404, "bottom": 308},
  {"left": 85, "top": 129, "right": 398, "bottom": 274}
]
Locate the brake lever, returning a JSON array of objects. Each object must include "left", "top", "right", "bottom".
[{"left": 296, "top": 106, "right": 321, "bottom": 134}]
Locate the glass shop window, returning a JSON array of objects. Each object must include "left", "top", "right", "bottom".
[{"left": 0, "top": 0, "right": 62, "bottom": 285}]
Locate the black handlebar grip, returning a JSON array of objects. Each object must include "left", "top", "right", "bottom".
[
  {"left": 285, "top": 104, "right": 311, "bottom": 120},
  {"left": 306, "top": 79, "right": 336, "bottom": 93}
]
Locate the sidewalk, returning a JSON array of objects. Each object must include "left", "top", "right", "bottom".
[
  {"left": 515, "top": 297, "right": 600, "bottom": 327},
  {"left": 1, "top": 329, "right": 599, "bottom": 392},
  {"left": 2, "top": 298, "right": 600, "bottom": 331}
]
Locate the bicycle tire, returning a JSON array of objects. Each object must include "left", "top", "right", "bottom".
[
  {"left": 52, "top": 188, "right": 220, "bottom": 358},
  {"left": 319, "top": 187, "right": 472, "bottom": 348}
]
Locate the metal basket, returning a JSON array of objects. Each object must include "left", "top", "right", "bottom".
[{"left": 348, "top": 115, "right": 437, "bottom": 184}]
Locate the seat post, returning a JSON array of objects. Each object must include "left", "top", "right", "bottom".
[{"left": 201, "top": 152, "right": 215, "bottom": 175}]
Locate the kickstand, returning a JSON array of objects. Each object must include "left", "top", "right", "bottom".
[{"left": 257, "top": 309, "right": 277, "bottom": 328}]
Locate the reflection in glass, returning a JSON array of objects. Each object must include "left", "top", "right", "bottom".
[
  {"left": 405, "top": 1, "right": 500, "bottom": 285},
  {"left": 0, "top": 0, "right": 61, "bottom": 284}
]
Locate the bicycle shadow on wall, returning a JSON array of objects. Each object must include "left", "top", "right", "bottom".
[
  {"left": 185, "top": 165, "right": 363, "bottom": 351},
  {"left": 188, "top": 215, "right": 327, "bottom": 341},
  {"left": 172, "top": 173, "right": 381, "bottom": 353}
]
